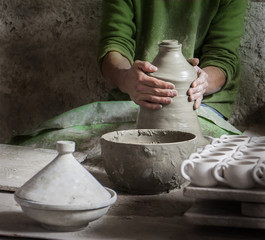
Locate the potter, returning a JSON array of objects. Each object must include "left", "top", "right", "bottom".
[
  {"left": 181, "top": 158, "right": 220, "bottom": 187},
  {"left": 213, "top": 159, "right": 256, "bottom": 189}
]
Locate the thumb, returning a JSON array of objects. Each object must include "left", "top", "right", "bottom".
[{"left": 187, "top": 58, "right": 199, "bottom": 67}]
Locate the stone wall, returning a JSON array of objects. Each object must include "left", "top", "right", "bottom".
[
  {"left": 0, "top": 0, "right": 111, "bottom": 143},
  {"left": 0, "top": 0, "right": 264, "bottom": 143},
  {"left": 230, "top": 0, "right": 265, "bottom": 127}
]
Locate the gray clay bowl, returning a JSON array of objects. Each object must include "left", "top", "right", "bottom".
[
  {"left": 101, "top": 129, "right": 197, "bottom": 194},
  {"left": 14, "top": 187, "right": 117, "bottom": 232}
]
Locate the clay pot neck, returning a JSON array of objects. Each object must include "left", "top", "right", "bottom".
[
  {"left": 157, "top": 40, "right": 182, "bottom": 58},
  {"left": 159, "top": 40, "right": 181, "bottom": 49},
  {"left": 150, "top": 40, "right": 196, "bottom": 84}
]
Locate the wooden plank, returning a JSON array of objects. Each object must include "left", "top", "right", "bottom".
[
  {"left": 0, "top": 144, "right": 87, "bottom": 192},
  {"left": 183, "top": 185, "right": 265, "bottom": 203},
  {"left": 184, "top": 200, "right": 265, "bottom": 229}
]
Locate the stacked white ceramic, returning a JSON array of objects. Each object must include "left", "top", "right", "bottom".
[
  {"left": 181, "top": 135, "right": 265, "bottom": 189},
  {"left": 14, "top": 141, "right": 117, "bottom": 232}
]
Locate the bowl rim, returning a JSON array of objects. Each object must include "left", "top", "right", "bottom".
[
  {"left": 101, "top": 129, "right": 197, "bottom": 145},
  {"left": 14, "top": 187, "right": 117, "bottom": 211}
]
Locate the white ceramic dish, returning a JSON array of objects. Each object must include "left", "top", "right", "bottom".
[
  {"left": 14, "top": 141, "right": 117, "bottom": 232},
  {"left": 14, "top": 187, "right": 117, "bottom": 231}
]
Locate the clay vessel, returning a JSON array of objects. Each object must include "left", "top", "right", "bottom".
[
  {"left": 101, "top": 129, "right": 197, "bottom": 194},
  {"left": 14, "top": 140, "right": 117, "bottom": 231},
  {"left": 136, "top": 40, "right": 207, "bottom": 147}
]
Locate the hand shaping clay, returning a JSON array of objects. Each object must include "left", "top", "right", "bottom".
[{"left": 136, "top": 40, "right": 207, "bottom": 147}]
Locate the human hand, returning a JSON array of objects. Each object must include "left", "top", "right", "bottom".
[
  {"left": 121, "top": 60, "right": 177, "bottom": 110},
  {"left": 187, "top": 58, "right": 208, "bottom": 110}
]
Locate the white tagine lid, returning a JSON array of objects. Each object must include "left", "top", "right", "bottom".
[{"left": 15, "top": 141, "right": 113, "bottom": 210}]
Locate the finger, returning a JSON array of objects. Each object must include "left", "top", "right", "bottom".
[
  {"left": 135, "top": 94, "right": 175, "bottom": 110},
  {"left": 136, "top": 84, "right": 177, "bottom": 98},
  {"left": 188, "top": 84, "right": 206, "bottom": 96},
  {"left": 134, "top": 61, "right": 176, "bottom": 90},
  {"left": 188, "top": 87, "right": 206, "bottom": 101},
  {"left": 187, "top": 58, "right": 199, "bottom": 66},
  {"left": 136, "top": 93, "right": 174, "bottom": 105},
  {"left": 135, "top": 60, "right": 157, "bottom": 73},
  {"left": 188, "top": 85, "right": 206, "bottom": 101},
  {"left": 191, "top": 71, "right": 208, "bottom": 88},
  {"left": 194, "top": 96, "right": 203, "bottom": 110},
  {"left": 189, "top": 82, "right": 208, "bottom": 97},
  {"left": 141, "top": 75, "right": 176, "bottom": 90},
  {"left": 193, "top": 65, "right": 201, "bottom": 73}
]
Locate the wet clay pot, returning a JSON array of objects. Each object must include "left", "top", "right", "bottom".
[
  {"left": 136, "top": 40, "right": 207, "bottom": 147},
  {"left": 101, "top": 129, "right": 197, "bottom": 194}
]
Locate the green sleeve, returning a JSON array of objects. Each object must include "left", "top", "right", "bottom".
[
  {"left": 97, "top": 0, "right": 136, "bottom": 66},
  {"left": 199, "top": 0, "right": 248, "bottom": 118}
]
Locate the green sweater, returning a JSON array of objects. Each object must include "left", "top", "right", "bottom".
[{"left": 98, "top": 0, "right": 248, "bottom": 118}]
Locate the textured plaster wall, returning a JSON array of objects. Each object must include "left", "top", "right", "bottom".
[
  {"left": 0, "top": 0, "right": 110, "bottom": 143},
  {"left": 230, "top": 0, "right": 265, "bottom": 127},
  {"left": 0, "top": 0, "right": 264, "bottom": 143}
]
